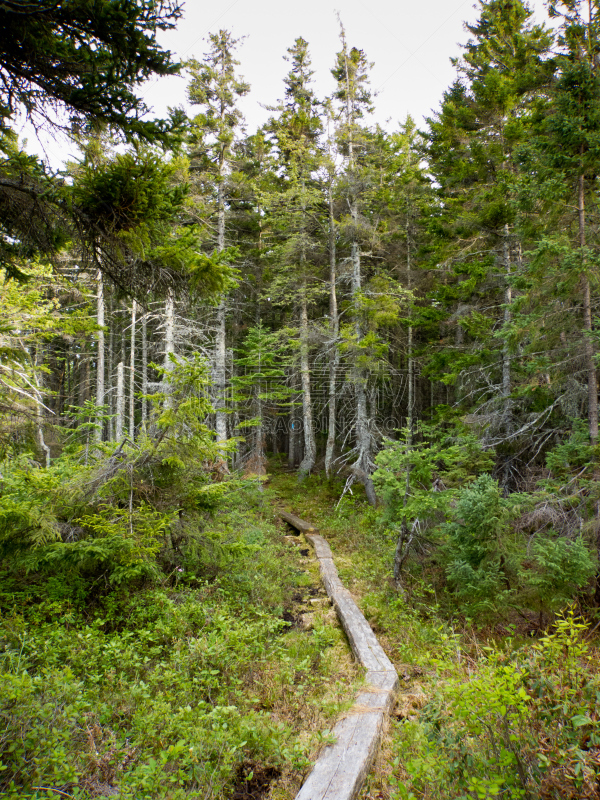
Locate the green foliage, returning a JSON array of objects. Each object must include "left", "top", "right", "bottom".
[
  {"left": 394, "top": 609, "right": 600, "bottom": 799},
  {"left": 524, "top": 536, "right": 596, "bottom": 613},
  {"left": 443, "top": 474, "right": 514, "bottom": 617},
  {"left": 373, "top": 424, "right": 494, "bottom": 528},
  {"left": 545, "top": 420, "right": 596, "bottom": 477},
  {"left": 0, "top": 0, "right": 183, "bottom": 140},
  {"left": 0, "top": 476, "right": 352, "bottom": 799}
]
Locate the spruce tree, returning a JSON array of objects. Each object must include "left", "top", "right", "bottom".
[
  {"left": 264, "top": 37, "right": 324, "bottom": 477},
  {"left": 331, "top": 22, "right": 378, "bottom": 504},
  {"left": 537, "top": 0, "right": 600, "bottom": 445},
  {"left": 426, "top": 0, "right": 553, "bottom": 480},
  {"left": 187, "top": 31, "right": 250, "bottom": 452}
]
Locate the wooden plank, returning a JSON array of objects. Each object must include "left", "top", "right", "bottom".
[
  {"left": 295, "top": 521, "right": 400, "bottom": 800},
  {"left": 306, "top": 534, "right": 333, "bottom": 560},
  {"left": 281, "top": 510, "right": 316, "bottom": 533},
  {"left": 295, "top": 711, "right": 384, "bottom": 800}
]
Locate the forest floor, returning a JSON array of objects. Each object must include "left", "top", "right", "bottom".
[
  {"left": 264, "top": 457, "right": 600, "bottom": 800},
  {"left": 2, "top": 457, "right": 600, "bottom": 799}
]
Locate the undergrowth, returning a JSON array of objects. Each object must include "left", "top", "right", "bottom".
[
  {"left": 266, "top": 457, "right": 600, "bottom": 800},
  {"left": 0, "top": 483, "right": 356, "bottom": 800}
]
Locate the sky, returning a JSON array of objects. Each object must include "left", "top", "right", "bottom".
[{"left": 21, "top": 0, "right": 553, "bottom": 167}]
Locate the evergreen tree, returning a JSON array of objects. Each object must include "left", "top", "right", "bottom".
[
  {"left": 426, "top": 0, "right": 553, "bottom": 481},
  {"left": 331, "top": 22, "right": 378, "bottom": 504},
  {"left": 187, "top": 30, "right": 250, "bottom": 452},
  {"left": 0, "top": 0, "right": 185, "bottom": 281},
  {"left": 264, "top": 37, "right": 324, "bottom": 477},
  {"left": 533, "top": 0, "right": 600, "bottom": 445},
  {"left": 232, "top": 324, "right": 292, "bottom": 475}
]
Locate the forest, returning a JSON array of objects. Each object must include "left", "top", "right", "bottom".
[{"left": 2, "top": 0, "right": 600, "bottom": 798}]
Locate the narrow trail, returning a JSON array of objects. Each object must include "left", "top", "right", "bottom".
[{"left": 280, "top": 511, "right": 399, "bottom": 800}]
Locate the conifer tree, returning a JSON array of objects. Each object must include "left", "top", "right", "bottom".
[
  {"left": 536, "top": 0, "right": 600, "bottom": 445},
  {"left": 331, "top": 22, "right": 377, "bottom": 504},
  {"left": 187, "top": 31, "right": 249, "bottom": 451},
  {"left": 426, "top": 0, "right": 553, "bottom": 478},
  {"left": 264, "top": 37, "right": 324, "bottom": 476}
]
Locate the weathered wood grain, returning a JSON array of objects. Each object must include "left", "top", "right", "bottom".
[
  {"left": 280, "top": 510, "right": 316, "bottom": 533},
  {"left": 291, "top": 520, "right": 399, "bottom": 800}
]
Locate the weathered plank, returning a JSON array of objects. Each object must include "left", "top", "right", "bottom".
[
  {"left": 295, "top": 711, "right": 384, "bottom": 800},
  {"left": 281, "top": 510, "right": 316, "bottom": 533},
  {"left": 292, "top": 520, "right": 399, "bottom": 800}
]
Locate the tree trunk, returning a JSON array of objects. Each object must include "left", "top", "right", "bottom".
[
  {"left": 141, "top": 311, "right": 148, "bottom": 427},
  {"left": 34, "top": 348, "right": 51, "bottom": 468},
  {"left": 163, "top": 288, "right": 175, "bottom": 409},
  {"left": 502, "top": 226, "right": 512, "bottom": 409},
  {"left": 129, "top": 299, "right": 136, "bottom": 441},
  {"left": 107, "top": 290, "right": 115, "bottom": 441},
  {"left": 579, "top": 173, "right": 598, "bottom": 445},
  {"left": 351, "top": 229, "right": 376, "bottom": 505},
  {"left": 116, "top": 361, "right": 125, "bottom": 441},
  {"left": 95, "top": 269, "right": 105, "bottom": 441},
  {"left": 215, "top": 158, "right": 228, "bottom": 449},
  {"left": 215, "top": 299, "right": 227, "bottom": 444},
  {"left": 325, "top": 172, "right": 340, "bottom": 478},
  {"left": 501, "top": 225, "right": 514, "bottom": 487},
  {"left": 299, "top": 289, "right": 316, "bottom": 476}
]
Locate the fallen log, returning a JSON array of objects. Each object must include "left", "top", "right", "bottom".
[{"left": 280, "top": 510, "right": 316, "bottom": 533}]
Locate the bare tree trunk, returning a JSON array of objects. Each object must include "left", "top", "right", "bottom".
[
  {"left": 299, "top": 288, "right": 316, "bottom": 476},
  {"left": 502, "top": 225, "right": 513, "bottom": 428},
  {"left": 579, "top": 173, "right": 598, "bottom": 445},
  {"left": 141, "top": 311, "right": 148, "bottom": 427},
  {"left": 215, "top": 300, "right": 227, "bottom": 443},
  {"left": 163, "top": 288, "right": 175, "bottom": 410},
  {"left": 325, "top": 170, "right": 340, "bottom": 477},
  {"left": 341, "top": 37, "right": 376, "bottom": 504},
  {"left": 107, "top": 290, "right": 115, "bottom": 441},
  {"left": 34, "top": 348, "right": 51, "bottom": 468},
  {"left": 116, "top": 361, "right": 125, "bottom": 441},
  {"left": 351, "top": 232, "right": 376, "bottom": 505},
  {"left": 95, "top": 269, "right": 105, "bottom": 441},
  {"left": 129, "top": 299, "right": 136, "bottom": 441},
  {"left": 215, "top": 165, "right": 228, "bottom": 449}
]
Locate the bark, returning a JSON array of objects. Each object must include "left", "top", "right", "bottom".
[
  {"left": 215, "top": 299, "right": 227, "bottom": 444},
  {"left": 95, "top": 269, "right": 105, "bottom": 441},
  {"left": 116, "top": 361, "right": 125, "bottom": 441},
  {"left": 129, "top": 299, "right": 136, "bottom": 441},
  {"left": 351, "top": 234, "right": 376, "bottom": 505},
  {"left": 214, "top": 135, "right": 228, "bottom": 449},
  {"left": 579, "top": 173, "right": 598, "bottom": 445},
  {"left": 341, "top": 40, "right": 376, "bottom": 505},
  {"left": 502, "top": 227, "right": 512, "bottom": 407},
  {"left": 163, "top": 288, "right": 175, "bottom": 409},
  {"left": 325, "top": 170, "right": 340, "bottom": 478},
  {"left": 501, "top": 225, "right": 514, "bottom": 487},
  {"left": 298, "top": 288, "right": 316, "bottom": 476},
  {"left": 141, "top": 311, "right": 148, "bottom": 427},
  {"left": 34, "top": 349, "right": 51, "bottom": 468},
  {"left": 107, "top": 290, "right": 114, "bottom": 441}
]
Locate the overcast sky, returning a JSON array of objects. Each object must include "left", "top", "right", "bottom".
[{"left": 21, "top": 0, "right": 553, "bottom": 167}]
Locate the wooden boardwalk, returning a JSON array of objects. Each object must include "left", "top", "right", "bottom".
[{"left": 282, "top": 513, "right": 399, "bottom": 800}]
